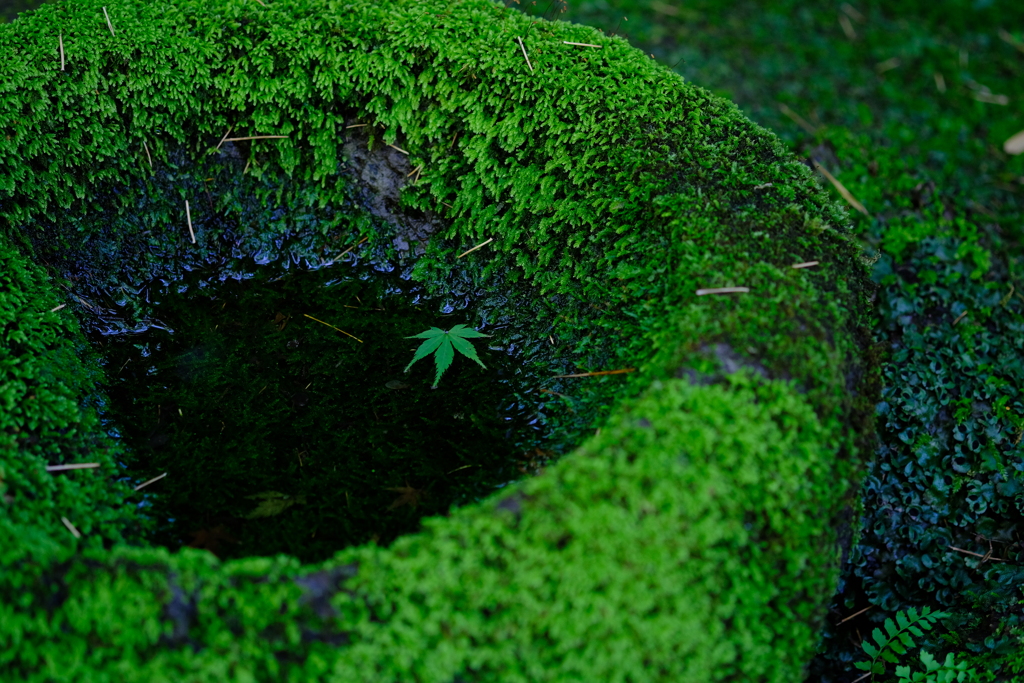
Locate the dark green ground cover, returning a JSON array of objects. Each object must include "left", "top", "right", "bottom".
[{"left": 506, "top": 0, "right": 1024, "bottom": 679}]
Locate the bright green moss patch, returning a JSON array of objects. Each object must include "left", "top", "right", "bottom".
[
  {"left": 0, "top": 233, "right": 149, "bottom": 554},
  {"left": 1, "top": 0, "right": 879, "bottom": 678}
]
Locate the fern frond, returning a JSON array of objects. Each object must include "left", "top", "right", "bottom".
[{"left": 853, "top": 607, "right": 951, "bottom": 682}]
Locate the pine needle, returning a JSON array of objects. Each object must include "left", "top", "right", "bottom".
[
  {"left": 563, "top": 41, "right": 601, "bottom": 48},
  {"left": 320, "top": 236, "right": 368, "bottom": 267},
  {"left": 792, "top": 261, "right": 819, "bottom": 269},
  {"left": 516, "top": 36, "right": 534, "bottom": 72},
  {"left": 102, "top": 7, "right": 115, "bottom": 36},
  {"left": 778, "top": 103, "right": 818, "bottom": 135},
  {"left": 223, "top": 135, "right": 288, "bottom": 142},
  {"left": 696, "top": 287, "right": 750, "bottom": 295},
  {"left": 58, "top": 32, "right": 65, "bottom": 70},
  {"left": 142, "top": 140, "right": 153, "bottom": 170},
  {"left": 457, "top": 237, "right": 493, "bottom": 258},
  {"left": 303, "top": 314, "right": 363, "bottom": 342},
  {"left": 61, "top": 516, "right": 81, "bottom": 538},
  {"left": 215, "top": 125, "right": 234, "bottom": 150},
  {"left": 998, "top": 28, "right": 1024, "bottom": 55},
  {"left": 838, "top": 14, "right": 856, "bottom": 41},
  {"left": 46, "top": 463, "right": 100, "bottom": 472},
  {"left": 812, "top": 161, "right": 870, "bottom": 216},
  {"left": 552, "top": 368, "right": 636, "bottom": 378},
  {"left": 837, "top": 606, "right": 872, "bottom": 624},
  {"left": 840, "top": 3, "right": 865, "bottom": 22},
  {"left": 388, "top": 144, "right": 410, "bottom": 155},
  {"left": 948, "top": 545, "right": 1008, "bottom": 562},
  {"left": 134, "top": 473, "right": 167, "bottom": 491},
  {"left": 185, "top": 200, "right": 195, "bottom": 243},
  {"left": 875, "top": 57, "right": 901, "bottom": 74}
]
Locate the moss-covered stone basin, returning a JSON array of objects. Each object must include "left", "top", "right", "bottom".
[{"left": 0, "top": 0, "right": 879, "bottom": 679}]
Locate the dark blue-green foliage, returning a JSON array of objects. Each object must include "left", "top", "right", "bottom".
[
  {"left": 850, "top": 226, "right": 1024, "bottom": 675},
  {"left": 870, "top": 236, "right": 1022, "bottom": 606},
  {"left": 781, "top": 117, "right": 1024, "bottom": 679}
]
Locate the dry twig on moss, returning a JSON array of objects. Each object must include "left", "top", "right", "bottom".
[
  {"left": 696, "top": 287, "right": 749, "bottom": 296},
  {"left": 223, "top": 135, "right": 288, "bottom": 142},
  {"left": 457, "top": 238, "right": 493, "bottom": 258},
  {"left": 812, "top": 161, "right": 870, "bottom": 217},
  {"left": 46, "top": 463, "right": 100, "bottom": 472},
  {"left": 134, "top": 473, "right": 167, "bottom": 492},
  {"left": 185, "top": 200, "right": 195, "bottom": 243},
  {"left": 60, "top": 516, "right": 81, "bottom": 538},
  {"left": 102, "top": 7, "right": 115, "bottom": 36},
  {"left": 215, "top": 126, "right": 234, "bottom": 150},
  {"left": 516, "top": 36, "right": 534, "bottom": 72},
  {"left": 552, "top": 368, "right": 636, "bottom": 378},
  {"left": 778, "top": 103, "right": 818, "bottom": 135}
]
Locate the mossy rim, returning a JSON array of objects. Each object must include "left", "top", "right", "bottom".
[{"left": 1, "top": 0, "right": 880, "bottom": 679}]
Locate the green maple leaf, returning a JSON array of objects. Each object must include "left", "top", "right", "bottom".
[
  {"left": 244, "top": 491, "right": 307, "bottom": 519},
  {"left": 403, "top": 324, "right": 490, "bottom": 388}
]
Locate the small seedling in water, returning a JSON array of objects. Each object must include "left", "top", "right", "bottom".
[{"left": 403, "top": 324, "right": 490, "bottom": 387}]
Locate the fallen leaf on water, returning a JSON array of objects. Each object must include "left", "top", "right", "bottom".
[
  {"left": 245, "top": 491, "right": 307, "bottom": 519},
  {"left": 403, "top": 324, "right": 490, "bottom": 388},
  {"left": 187, "top": 524, "right": 237, "bottom": 557},
  {"left": 517, "top": 448, "right": 553, "bottom": 476},
  {"left": 1004, "top": 129, "right": 1024, "bottom": 156},
  {"left": 385, "top": 481, "right": 426, "bottom": 512}
]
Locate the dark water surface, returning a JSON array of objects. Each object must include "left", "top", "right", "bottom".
[{"left": 85, "top": 251, "right": 550, "bottom": 563}]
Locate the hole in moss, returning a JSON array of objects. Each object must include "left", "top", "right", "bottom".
[
  {"left": 20, "top": 137, "right": 579, "bottom": 564},
  {"left": 23, "top": 131, "right": 631, "bottom": 563},
  {"left": 85, "top": 253, "right": 549, "bottom": 563}
]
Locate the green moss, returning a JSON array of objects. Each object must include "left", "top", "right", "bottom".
[{"left": 0, "top": 0, "right": 878, "bottom": 678}]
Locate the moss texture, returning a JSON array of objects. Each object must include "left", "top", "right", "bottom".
[{"left": 1, "top": 0, "right": 878, "bottom": 679}]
